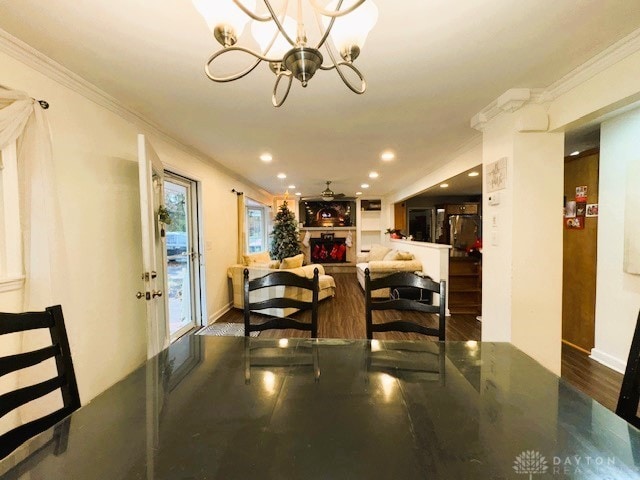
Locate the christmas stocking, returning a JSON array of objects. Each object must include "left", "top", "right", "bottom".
[
  {"left": 337, "top": 243, "right": 346, "bottom": 261},
  {"left": 302, "top": 230, "right": 311, "bottom": 247},
  {"left": 345, "top": 232, "right": 353, "bottom": 248}
]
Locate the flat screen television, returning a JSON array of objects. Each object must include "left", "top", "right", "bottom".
[{"left": 300, "top": 201, "right": 355, "bottom": 227}]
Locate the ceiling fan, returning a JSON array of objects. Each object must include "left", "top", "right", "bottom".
[{"left": 301, "top": 181, "right": 354, "bottom": 201}]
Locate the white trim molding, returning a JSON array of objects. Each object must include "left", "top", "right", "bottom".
[
  {"left": 590, "top": 348, "right": 626, "bottom": 374},
  {"left": 0, "top": 276, "right": 25, "bottom": 293},
  {"left": 0, "top": 29, "right": 272, "bottom": 200},
  {"left": 540, "top": 27, "right": 640, "bottom": 103},
  {"left": 471, "top": 27, "right": 640, "bottom": 131},
  {"left": 208, "top": 303, "right": 233, "bottom": 325}
]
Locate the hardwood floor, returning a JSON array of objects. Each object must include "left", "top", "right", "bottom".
[{"left": 217, "top": 272, "right": 623, "bottom": 413}]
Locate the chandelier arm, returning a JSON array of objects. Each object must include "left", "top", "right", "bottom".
[
  {"left": 205, "top": 47, "right": 279, "bottom": 83},
  {"left": 260, "top": 0, "right": 291, "bottom": 56},
  {"left": 308, "top": 0, "right": 367, "bottom": 18},
  {"left": 320, "top": 40, "right": 366, "bottom": 94},
  {"left": 313, "top": 0, "right": 344, "bottom": 50},
  {"left": 232, "top": 0, "right": 272, "bottom": 22},
  {"left": 261, "top": 0, "right": 297, "bottom": 47},
  {"left": 272, "top": 71, "right": 293, "bottom": 107}
]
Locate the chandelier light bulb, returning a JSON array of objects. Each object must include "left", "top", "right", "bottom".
[
  {"left": 251, "top": 15, "right": 297, "bottom": 58},
  {"left": 323, "top": 0, "right": 378, "bottom": 58},
  {"left": 192, "top": 0, "right": 256, "bottom": 42}
]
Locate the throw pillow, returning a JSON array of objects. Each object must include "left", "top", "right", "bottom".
[
  {"left": 369, "top": 244, "right": 391, "bottom": 261},
  {"left": 242, "top": 251, "right": 271, "bottom": 266},
  {"left": 396, "top": 251, "right": 415, "bottom": 261},
  {"left": 280, "top": 253, "right": 304, "bottom": 269}
]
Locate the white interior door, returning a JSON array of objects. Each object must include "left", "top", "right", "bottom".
[{"left": 138, "top": 134, "right": 169, "bottom": 359}]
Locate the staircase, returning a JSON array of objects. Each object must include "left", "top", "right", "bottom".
[{"left": 448, "top": 257, "right": 482, "bottom": 315}]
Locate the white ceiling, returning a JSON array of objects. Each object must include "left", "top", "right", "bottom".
[{"left": 1, "top": 1, "right": 639, "bottom": 198}]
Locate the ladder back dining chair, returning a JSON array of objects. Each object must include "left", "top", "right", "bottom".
[
  {"left": 616, "top": 309, "right": 640, "bottom": 429},
  {"left": 364, "top": 269, "right": 447, "bottom": 340},
  {"left": 243, "top": 267, "right": 320, "bottom": 337},
  {"left": 0, "top": 305, "right": 80, "bottom": 459}
]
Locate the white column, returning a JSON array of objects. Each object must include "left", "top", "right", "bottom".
[{"left": 474, "top": 93, "right": 564, "bottom": 374}]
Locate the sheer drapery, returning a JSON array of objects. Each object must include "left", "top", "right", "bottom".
[
  {"left": 237, "top": 192, "right": 246, "bottom": 263},
  {"left": 1, "top": 89, "right": 68, "bottom": 418},
  {"left": 0, "top": 89, "right": 66, "bottom": 311}
]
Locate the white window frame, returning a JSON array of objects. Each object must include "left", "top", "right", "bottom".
[
  {"left": 245, "top": 198, "right": 269, "bottom": 254},
  {"left": 0, "top": 141, "right": 24, "bottom": 292}
]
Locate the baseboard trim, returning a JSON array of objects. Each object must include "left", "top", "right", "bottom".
[
  {"left": 562, "top": 339, "right": 591, "bottom": 355},
  {"left": 207, "top": 303, "right": 233, "bottom": 326},
  {"left": 589, "top": 348, "right": 626, "bottom": 374}
]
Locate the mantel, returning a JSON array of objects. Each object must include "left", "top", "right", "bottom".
[{"left": 299, "top": 227, "right": 356, "bottom": 231}]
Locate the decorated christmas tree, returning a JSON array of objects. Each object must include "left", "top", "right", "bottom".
[{"left": 270, "top": 201, "right": 301, "bottom": 261}]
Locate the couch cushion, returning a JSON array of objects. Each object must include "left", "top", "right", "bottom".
[
  {"left": 396, "top": 251, "right": 415, "bottom": 260},
  {"left": 383, "top": 249, "right": 398, "bottom": 261},
  {"left": 242, "top": 251, "right": 271, "bottom": 266},
  {"left": 280, "top": 253, "right": 304, "bottom": 269},
  {"left": 369, "top": 244, "right": 391, "bottom": 261}
]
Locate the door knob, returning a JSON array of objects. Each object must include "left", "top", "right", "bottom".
[
  {"left": 152, "top": 290, "right": 163, "bottom": 298},
  {"left": 136, "top": 291, "right": 146, "bottom": 300}
]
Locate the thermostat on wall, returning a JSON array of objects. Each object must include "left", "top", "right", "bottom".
[{"left": 488, "top": 192, "right": 501, "bottom": 206}]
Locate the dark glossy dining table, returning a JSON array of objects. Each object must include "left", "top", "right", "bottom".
[{"left": 1, "top": 336, "right": 639, "bottom": 479}]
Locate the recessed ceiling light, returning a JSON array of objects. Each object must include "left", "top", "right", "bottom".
[
  {"left": 277, "top": 173, "right": 287, "bottom": 179},
  {"left": 361, "top": 183, "right": 369, "bottom": 189},
  {"left": 295, "top": 192, "right": 301, "bottom": 196},
  {"left": 288, "top": 184, "right": 296, "bottom": 189},
  {"left": 355, "top": 191, "right": 363, "bottom": 196},
  {"left": 369, "top": 171, "right": 379, "bottom": 179},
  {"left": 260, "top": 153, "right": 272, "bottom": 162},
  {"left": 440, "top": 183, "right": 449, "bottom": 188},
  {"left": 381, "top": 151, "right": 395, "bottom": 161},
  {"left": 570, "top": 151, "right": 580, "bottom": 156},
  {"left": 468, "top": 171, "right": 479, "bottom": 177}
]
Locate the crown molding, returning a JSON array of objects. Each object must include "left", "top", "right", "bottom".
[
  {"left": 0, "top": 29, "right": 273, "bottom": 198},
  {"left": 471, "top": 27, "right": 640, "bottom": 131},
  {"left": 470, "top": 88, "right": 545, "bottom": 131},
  {"left": 540, "top": 27, "right": 640, "bottom": 103}
]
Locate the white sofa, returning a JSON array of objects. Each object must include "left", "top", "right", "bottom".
[
  {"left": 227, "top": 253, "right": 336, "bottom": 317},
  {"left": 356, "top": 245, "right": 423, "bottom": 298}
]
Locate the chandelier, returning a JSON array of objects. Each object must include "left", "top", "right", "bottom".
[{"left": 191, "top": 0, "right": 378, "bottom": 107}]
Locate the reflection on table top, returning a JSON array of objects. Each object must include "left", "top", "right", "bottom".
[{"left": 1, "top": 336, "right": 639, "bottom": 479}]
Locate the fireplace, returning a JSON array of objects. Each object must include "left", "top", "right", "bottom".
[{"left": 310, "top": 237, "right": 347, "bottom": 263}]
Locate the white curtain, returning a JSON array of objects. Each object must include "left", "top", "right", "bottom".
[
  {"left": 0, "top": 89, "right": 66, "bottom": 310},
  {"left": 237, "top": 193, "right": 246, "bottom": 263}
]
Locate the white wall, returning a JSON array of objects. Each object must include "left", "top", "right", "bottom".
[
  {"left": 591, "top": 107, "right": 640, "bottom": 372},
  {"left": 0, "top": 49, "right": 271, "bottom": 407}
]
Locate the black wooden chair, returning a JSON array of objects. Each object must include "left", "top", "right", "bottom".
[
  {"left": 243, "top": 267, "right": 319, "bottom": 337},
  {"left": 0, "top": 305, "right": 80, "bottom": 460},
  {"left": 364, "top": 268, "right": 446, "bottom": 340},
  {"left": 616, "top": 309, "right": 640, "bottom": 429}
]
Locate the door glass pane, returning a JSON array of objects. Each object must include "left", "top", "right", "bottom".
[
  {"left": 164, "top": 180, "right": 193, "bottom": 337},
  {"left": 247, "top": 208, "right": 264, "bottom": 253}
]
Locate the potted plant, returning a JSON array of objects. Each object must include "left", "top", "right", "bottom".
[{"left": 385, "top": 228, "right": 404, "bottom": 239}]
